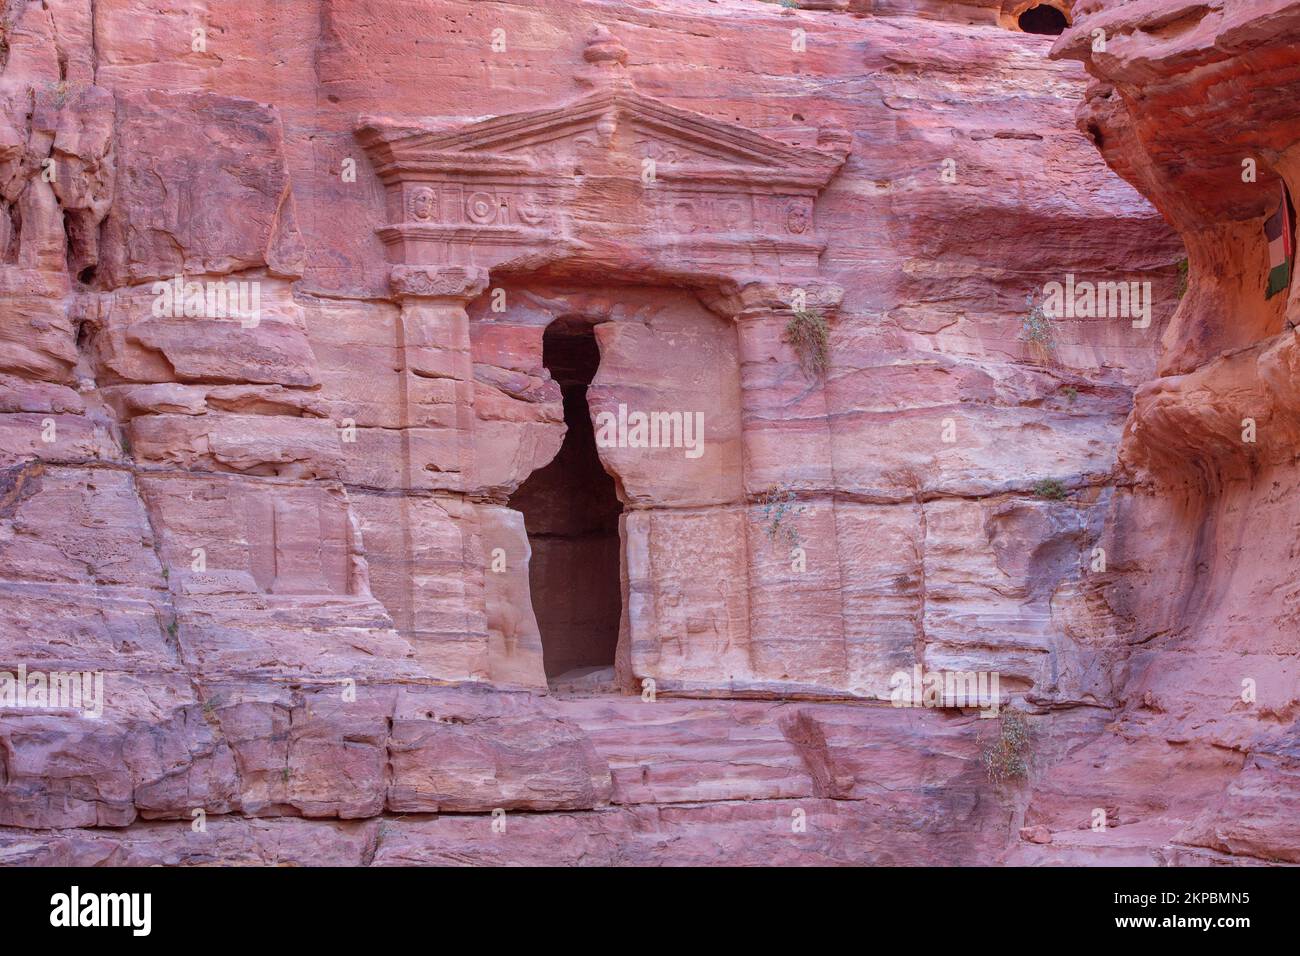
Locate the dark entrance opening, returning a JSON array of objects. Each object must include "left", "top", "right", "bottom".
[
  {"left": 509, "top": 319, "right": 623, "bottom": 684},
  {"left": 1019, "top": 5, "right": 1068, "bottom": 35}
]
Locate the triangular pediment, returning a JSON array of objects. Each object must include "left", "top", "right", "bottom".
[{"left": 358, "top": 87, "right": 848, "bottom": 184}]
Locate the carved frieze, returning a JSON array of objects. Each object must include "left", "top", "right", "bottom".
[{"left": 355, "top": 26, "right": 850, "bottom": 285}]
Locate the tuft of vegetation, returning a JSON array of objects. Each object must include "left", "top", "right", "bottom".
[
  {"left": 201, "top": 692, "right": 224, "bottom": 721},
  {"left": 981, "top": 709, "right": 1031, "bottom": 785},
  {"left": 45, "top": 79, "right": 70, "bottom": 109},
  {"left": 1060, "top": 385, "right": 1079, "bottom": 405},
  {"left": 784, "top": 308, "right": 830, "bottom": 379},
  {"left": 1176, "top": 258, "right": 1189, "bottom": 299},
  {"left": 376, "top": 814, "right": 409, "bottom": 846},
  {"left": 1020, "top": 293, "right": 1057, "bottom": 362},
  {"left": 1033, "top": 478, "right": 1068, "bottom": 500},
  {"left": 759, "top": 484, "right": 805, "bottom": 549}
]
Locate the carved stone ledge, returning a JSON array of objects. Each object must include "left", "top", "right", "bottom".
[{"left": 390, "top": 265, "right": 490, "bottom": 301}]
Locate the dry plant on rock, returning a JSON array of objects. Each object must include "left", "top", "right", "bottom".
[
  {"left": 785, "top": 308, "right": 830, "bottom": 378},
  {"left": 1020, "top": 292, "right": 1057, "bottom": 364},
  {"left": 981, "top": 710, "right": 1031, "bottom": 785}
]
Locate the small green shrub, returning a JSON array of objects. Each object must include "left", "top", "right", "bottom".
[
  {"left": 1061, "top": 386, "right": 1078, "bottom": 404},
  {"left": 201, "top": 692, "right": 223, "bottom": 720},
  {"left": 1033, "top": 478, "right": 1067, "bottom": 500},
  {"left": 1176, "top": 258, "right": 1189, "bottom": 299},
  {"left": 784, "top": 309, "right": 830, "bottom": 379},
  {"left": 981, "top": 710, "right": 1031, "bottom": 784},
  {"left": 759, "top": 484, "right": 804, "bottom": 549}
]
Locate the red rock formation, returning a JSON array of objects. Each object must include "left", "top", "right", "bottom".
[
  {"left": 1003, "top": 0, "right": 1300, "bottom": 865},
  {"left": 2, "top": 0, "right": 1290, "bottom": 867}
]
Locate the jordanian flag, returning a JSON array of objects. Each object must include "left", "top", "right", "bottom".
[{"left": 1265, "top": 185, "right": 1295, "bottom": 299}]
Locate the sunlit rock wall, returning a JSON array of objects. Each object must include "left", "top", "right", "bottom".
[{"left": 4, "top": 0, "right": 1259, "bottom": 867}]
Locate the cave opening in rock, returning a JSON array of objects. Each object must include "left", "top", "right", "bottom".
[
  {"left": 1019, "top": 5, "right": 1068, "bottom": 35},
  {"left": 509, "top": 318, "right": 623, "bottom": 686}
]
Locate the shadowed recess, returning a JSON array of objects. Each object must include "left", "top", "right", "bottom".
[
  {"left": 1019, "top": 5, "right": 1069, "bottom": 35},
  {"left": 509, "top": 319, "right": 623, "bottom": 682}
]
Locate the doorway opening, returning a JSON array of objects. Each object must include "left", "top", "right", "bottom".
[
  {"left": 509, "top": 318, "right": 623, "bottom": 686},
  {"left": 1018, "top": 5, "right": 1068, "bottom": 35}
]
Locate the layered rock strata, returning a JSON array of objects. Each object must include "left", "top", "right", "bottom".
[{"left": 5, "top": 0, "right": 1289, "bottom": 866}]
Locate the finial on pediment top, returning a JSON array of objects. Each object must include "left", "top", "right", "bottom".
[{"left": 583, "top": 24, "right": 628, "bottom": 68}]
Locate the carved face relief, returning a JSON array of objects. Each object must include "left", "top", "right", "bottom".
[
  {"left": 408, "top": 187, "right": 437, "bottom": 222},
  {"left": 672, "top": 201, "right": 696, "bottom": 232},
  {"left": 517, "top": 195, "right": 546, "bottom": 226},
  {"left": 720, "top": 199, "right": 746, "bottom": 230},
  {"left": 786, "top": 202, "right": 810, "bottom": 235}
]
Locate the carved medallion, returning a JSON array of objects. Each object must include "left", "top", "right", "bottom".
[{"left": 467, "top": 192, "right": 498, "bottom": 224}]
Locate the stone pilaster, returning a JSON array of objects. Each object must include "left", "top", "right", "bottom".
[
  {"left": 389, "top": 265, "right": 488, "bottom": 492},
  {"left": 385, "top": 265, "right": 491, "bottom": 678},
  {"left": 725, "top": 280, "right": 850, "bottom": 690}
]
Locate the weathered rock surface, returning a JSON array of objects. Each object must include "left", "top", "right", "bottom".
[
  {"left": 0, "top": 0, "right": 1291, "bottom": 867},
  {"left": 1001, "top": 0, "right": 1300, "bottom": 866}
]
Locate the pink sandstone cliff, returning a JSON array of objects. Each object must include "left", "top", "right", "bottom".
[{"left": 0, "top": 0, "right": 1292, "bottom": 866}]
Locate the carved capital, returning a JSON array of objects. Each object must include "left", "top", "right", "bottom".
[
  {"left": 390, "top": 265, "right": 490, "bottom": 301},
  {"left": 704, "top": 280, "right": 844, "bottom": 321}
]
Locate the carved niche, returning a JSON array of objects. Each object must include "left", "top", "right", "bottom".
[{"left": 355, "top": 27, "right": 850, "bottom": 285}]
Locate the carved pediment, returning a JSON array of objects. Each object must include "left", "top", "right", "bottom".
[
  {"left": 359, "top": 87, "right": 848, "bottom": 188},
  {"left": 355, "top": 26, "right": 851, "bottom": 284}
]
